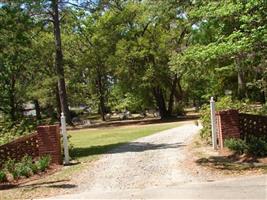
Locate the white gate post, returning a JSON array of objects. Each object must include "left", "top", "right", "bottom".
[
  {"left": 61, "top": 112, "right": 70, "bottom": 164},
  {"left": 210, "top": 97, "right": 217, "bottom": 150}
]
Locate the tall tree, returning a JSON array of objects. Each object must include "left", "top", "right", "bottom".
[
  {"left": 0, "top": 4, "right": 34, "bottom": 121},
  {"left": 51, "top": 0, "right": 72, "bottom": 124}
]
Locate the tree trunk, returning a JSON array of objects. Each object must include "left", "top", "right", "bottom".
[
  {"left": 261, "top": 91, "right": 266, "bottom": 104},
  {"left": 55, "top": 86, "right": 61, "bottom": 119},
  {"left": 235, "top": 55, "right": 247, "bottom": 99},
  {"left": 96, "top": 69, "right": 106, "bottom": 121},
  {"left": 153, "top": 87, "right": 168, "bottom": 119},
  {"left": 237, "top": 70, "right": 247, "bottom": 99},
  {"left": 167, "top": 75, "right": 178, "bottom": 116},
  {"left": 34, "top": 99, "right": 41, "bottom": 120},
  {"left": 51, "top": 0, "right": 72, "bottom": 125}
]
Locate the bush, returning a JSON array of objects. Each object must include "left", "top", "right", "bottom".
[
  {"left": 2, "top": 155, "right": 51, "bottom": 181},
  {"left": 15, "top": 163, "right": 32, "bottom": 178},
  {"left": 246, "top": 136, "right": 267, "bottom": 157},
  {"left": 0, "top": 170, "right": 7, "bottom": 182},
  {"left": 37, "top": 155, "right": 51, "bottom": 172},
  {"left": 4, "top": 158, "right": 16, "bottom": 173},
  {"left": 224, "top": 136, "right": 267, "bottom": 157},
  {"left": 21, "top": 155, "right": 38, "bottom": 174},
  {"left": 224, "top": 138, "right": 248, "bottom": 154},
  {"left": 3, "top": 158, "right": 18, "bottom": 179},
  {"left": 4, "top": 156, "right": 34, "bottom": 179}
]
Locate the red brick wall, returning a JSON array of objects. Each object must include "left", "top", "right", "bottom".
[
  {"left": 0, "top": 133, "right": 39, "bottom": 166},
  {"left": 216, "top": 109, "right": 240, "bottom": 149},
  {"left": 0, "top": 125, "right": 62, "bottom": 166},
  {"left": 37, "top": 125, "right": 62, "bottom": 165}
]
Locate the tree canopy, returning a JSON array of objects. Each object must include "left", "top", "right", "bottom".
[{"left": 0, "top": 0, "right": 266, "bottom": 126}]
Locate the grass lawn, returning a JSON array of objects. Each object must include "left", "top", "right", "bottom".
[
  {"left": 0, "top": 120, "right": 189, "bottom": 199},
  {"left": 70, "top": 121, "right": 189, "bottom": 161}
]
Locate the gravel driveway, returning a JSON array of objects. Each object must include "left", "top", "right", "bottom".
[
  {"left": 44, "top": 122, "right": 267, "bottom": 199},
  {"left": 47, "top": 122, "right": 201, "bottom": 198}
]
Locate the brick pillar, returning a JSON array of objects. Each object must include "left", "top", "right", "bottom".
[
  {"left": 216, "top": 109, "right": 240, "bottom": 149},
  {"left": 37, "top": 125, "right": 62, "bottom": 165}
]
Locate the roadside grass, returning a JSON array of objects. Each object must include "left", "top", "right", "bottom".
[{"left": 0, "top": 120, "right": 188, "bottom": 199}]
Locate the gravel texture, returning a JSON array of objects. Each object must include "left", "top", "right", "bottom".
[
  {"left": 53, "top": 123, "right": 201, "bottom": 196},
  {"left": 44, "top": 123, "right": 267, "bottom": 199}
]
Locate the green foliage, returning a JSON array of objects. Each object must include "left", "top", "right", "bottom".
[
  {"left": 4, "top": 156, "right": 35, "bottom": 179},
  {"left": 224, "top": 138, "right": 248, "bottom": 154},
  {"left": 15, "top": 163, "right": 33, "bottom": 178},
  {"left": 21, "top": 155, "right": 38, "bottom": 174},
  {"left": 246, "top": 136, "right": 267, "bottom": 157},
  {"left": 0, "top": 170, "right": 7, "bottom": 182},
  {"left": 3, "top": 158, "right": 19, "bottom": 179},
  {"left": 225, "top": 136, "right": 267, "bottom": 157},
  {"left": 3, "top": 158, "right": 16, "bottom": 175},
  {"left": 0, "top": 0, "right": 266, "bottom": 128},
  {"left": 2, "top": 155, "right": 51, "bottom": 181},
  {"left": 36, "top": 155, "right": 51, "bottom": 172},
  {"left": 258, "top": 104, "right": 267, "bottom": 115},
  {"left": 173, "top": 103, "right": 185, "bottom": 116},
  {"left": 171, "top": 0, "right": 267, "bottom": 103},
  {"left": 0, "top": 118, "right": 38, "bottom": 145},
  {"left": 0, "top": 3, "right": 35, "bottom": 121}
]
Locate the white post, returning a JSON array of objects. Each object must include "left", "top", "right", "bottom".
[
  {"left": 61, "top": 112, "right": 70, "bottom": 164},
  {"left": 210, "top": 97, "right": 217, "bottom": 150}
]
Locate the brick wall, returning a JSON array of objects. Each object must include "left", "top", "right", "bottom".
[
  {"left": 216, "top": 109, "right": 240, "bottom": 149},
  {"left": 0, "top": 133, "right": 39, "bottom": 166},
  {"left": 0, "top": 125, "right": 62, "bottom": 166},
  {"left": 216, "top": 109, "right": 267, "bottom": 149},
  {"left": 37, "top": 125, "right": 62, "bottom": 165}
]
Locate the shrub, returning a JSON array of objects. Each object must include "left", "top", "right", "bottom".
[
  {"left": 37, "top": 155, "right": 51, "bottom": 172},
  {"left": 246, "top": 136, "right": 267, "bottom": 157},
  {"left": 224, "top": 136, "right": 267, "bottom": 157},
  {"left": 4, "top": 158, "right": 16, "bottom": 173},
  {"left": 224, "top": 138, "right": 248, "bottom": 154},
  {"left": 1, "top": 155, "right": 52, "bottom": 181},
  {"left": 21, "top": 155, "right": 38, "bottom": 174},
  {"left": 0, "top": 170, "right": 7, "bottom": 182},
  {"left": 15, "top": 163, "right": 32, "bottom": 178},
  {"left": 4, "top": 157, "right": 34, "bottom": 179}
]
